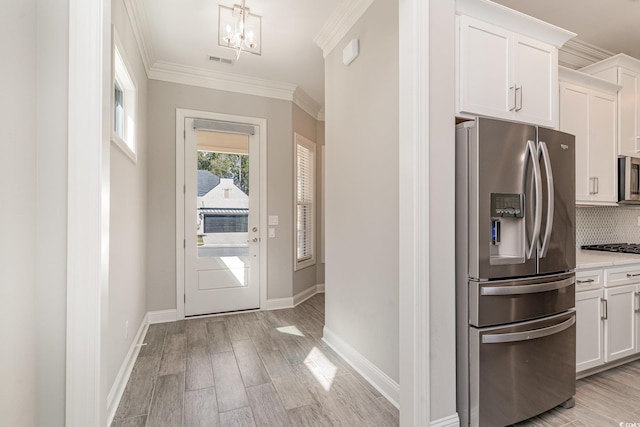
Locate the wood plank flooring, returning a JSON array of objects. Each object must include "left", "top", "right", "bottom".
[
  {"left": 514, "top": 359, "right": 640, "bottom": 427},
  {"left": 113, "top": 294, "right": 399, "bottom": 427}
]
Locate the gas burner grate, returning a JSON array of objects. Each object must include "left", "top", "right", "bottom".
[{"left": 581, "top": 243, "right": 640, "bottom": 254}]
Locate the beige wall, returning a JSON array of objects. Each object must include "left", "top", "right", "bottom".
[
  {"left": 0, "top": 2, "right": 37, "bottom": 425},
  {"left": 107, "top": 0, "right": 149, "bottom": 391},
  {"left": 324, "top": 0, "right": 399, "bottom": 382},
  {"left": 35, "top": 0, "right": 69, "bottom": 424},
  {"left": 147, "top": 80, "right": 300, "bottom": 309}
]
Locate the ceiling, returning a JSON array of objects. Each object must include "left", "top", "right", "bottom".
[
  {"left": 492, "top": 0, "right": 640, "bottom": 59},
  {"left": 138, "top": 0, "right": 340, "bottom": 111}
]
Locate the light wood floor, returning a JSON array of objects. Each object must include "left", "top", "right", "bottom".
[
  {"left": 515, "top": 358, "right": 640, "bottom": 427},
  {"left": 112, "top": 294, "right": 399, "bottom": 427}
]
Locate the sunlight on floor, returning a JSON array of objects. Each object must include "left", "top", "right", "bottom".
[
  {"left": 275, "top": 325, "right": 305, "bottom": 337},
  {"left": 304, "top": 346, "right": 337, "bottom": 392}
]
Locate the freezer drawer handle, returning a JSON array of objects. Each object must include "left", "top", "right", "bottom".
[
  {"left": 480, "top": 276, "right": 574, "bottom": 296},
  {"left": 482, "top": 316, "right": 575, "bottom": 344}
]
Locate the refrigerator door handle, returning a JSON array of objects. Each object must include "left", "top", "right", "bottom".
[
  {"left": 480, "top": 276, "right": 574, "bottom": 296},
  {"left": 525, "top": 139, "right": 542, "bottom": 260},
  {"left": 538, "top": 141, "right": 554, "bottom": 258},
  {"left": 482, "top": 315, "right": 575, "bottom": 344}
]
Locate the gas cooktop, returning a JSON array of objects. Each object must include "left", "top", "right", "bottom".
[{"left": 581, "top": 243, "right": 640, "bottom": 254}]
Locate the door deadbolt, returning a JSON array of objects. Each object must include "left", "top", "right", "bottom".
[{"left": 252, "top": 227, "right": 258, "bottom": 232}]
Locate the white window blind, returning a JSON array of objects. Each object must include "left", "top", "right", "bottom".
[{"left": 295, "top": 134, "right": 316, "bottom": 268}]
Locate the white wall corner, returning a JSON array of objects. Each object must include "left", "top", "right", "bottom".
[
  {"left": 430, "top": 413, "right": 461, "bottom": 427},
  {"left": 316, "top": 283, "right": 325, "bottom": 293},
  {"left": 292, "top": 285, "right": 319, "bottom": 306},
  {"left": 293, "top": 87, "right": 323, "bottom": 122},
  {"left": 122, "top": 0, "right": 156, "bottom": 73},
  {"left": 147, "top": 309, "right": 177, "bottom": 324},
  {"left": 148, "top": 60, "right": 297, "bottom": 102},
  {"left": 313, "top": 0, "right": 375, "bottom": 58},
  {"left": 322, "top": 326, "right": 400, "bottom": 408},
  {"left": 106, "top": 314, "right": 150, "bottom": 425}
]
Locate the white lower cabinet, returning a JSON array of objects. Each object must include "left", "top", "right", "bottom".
[
  {"left": 576, "top": 265, "right": 640, "bottom": 374},
  {"left": 603, "top": 284, "right": 637, "bottom": 362},
  {"left": 576, "top": 288, "right": 604, "bottom": 371}
]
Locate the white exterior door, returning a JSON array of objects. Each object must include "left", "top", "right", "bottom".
[{"left": 184, "top": 117, "right": 261, "bottom": 315}]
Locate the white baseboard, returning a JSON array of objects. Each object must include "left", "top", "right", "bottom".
[
  {"left": 431, "top": 413, "right": 460, "bottom": 427},
  {"left": 148, "top": 308, "right": 177, "bottom": 324},
  {"left": 322, "top": 326, "right": 400, "bottom": 408},
  {"left": 106, "top": 314, "right": 150, "bottom": 425},
  {"left": 265, "top": 284, "right": 324, "bottom": 310}
]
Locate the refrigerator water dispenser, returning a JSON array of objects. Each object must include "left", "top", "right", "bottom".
[{"left": 489, "top": 193, "right": 525, "bottom": 265}]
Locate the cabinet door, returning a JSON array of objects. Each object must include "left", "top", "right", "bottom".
[
  {"left": 604, "top": 285, "right": 636, "bottom": 362},
  {"left": 513, "top": 34, "right": 557, "bottom": 127},
  {"left": 589, "top": 90, "right": 618, "bottom": 203},
  {"left": 559, "top": 83, "right": 590, "bottom": 203},
  {"left": 458, "top": 16, "right": 511, "bottom": 119},
  {"left": 618, "top": 69, "right": 640, "bottom": 157},
  {"left": 576, "top": 289, "right": 604, "bottom": 372}
]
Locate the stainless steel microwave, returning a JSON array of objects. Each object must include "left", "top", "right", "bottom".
[{"left": 619, "top": 156, "right": 640, "bottom": 204}]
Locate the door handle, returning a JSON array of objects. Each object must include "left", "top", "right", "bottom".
[
  {"left": 482, "top": 316, "right": 574, "bottom": 344},
  {"left": 481, "top": 276, "right": 574, "bottom": 296},
  {"left": 525, "top": 140, "right": 542, "bottom": 261},
  {"left": 247, "top": 237, "right": 259, "bottom": 243},
  {"left": 601, "top": 298, "right": 608, "bottom": 320},
  {"left": 538, "top": 141, "right": 554, "bottom": 258}
]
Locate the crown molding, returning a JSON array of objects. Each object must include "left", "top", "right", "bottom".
[
  {"left": 293, "top": 88, "right": 323, "bottom": 121},
  {"left": 149, "top": 61, "right": 298, "bottom": 100},
  {"left": 317, "top": 108, "right": 325, "bottom": 122},
  {"left": 559, "top": 66, "right": 621, "bottom": 94},
  {"left": 314, "top": 0, "right": 374, "bottom": 58},
  {"left": 123, "top": 0, "right": 156, "bottom": 73},
  {"left": 559, "top": 38, "right": 614, "bottom": 70}
]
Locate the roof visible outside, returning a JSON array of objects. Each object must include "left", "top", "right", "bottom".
[{"left": 198, "top": 170, "right": 220, "bottom": 196}]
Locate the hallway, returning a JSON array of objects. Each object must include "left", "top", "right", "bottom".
[{"left": 112, "top": 294, "right": 399, "bottom": 426}]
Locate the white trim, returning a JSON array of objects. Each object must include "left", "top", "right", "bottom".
[
  {"left": 559, "top": 38, "right": 614, "bottom": 70},
  {"left": 293, "top": 88, "right": 323, "bottom": 122},
  {"left": 66, "top": 0, "right": 109, "bottom": 425},
  {"left": 558, "top": 67, "right": 621, "bottom": 94},
  {"left": 106, "top": 315, "right": 149, "bottom": 425},
  {"left": 148, "top": 309, "right": 178, "bottom": 324},
  {"left": 322, "top": 326, "right": 400, "bottom": 408},
  {"left": 455, "top": 0, "right": 575, "bottom": 48},
  {"left": 581, "top": 53, "right": 640, "bottom": 75},
  {"left": 176, "top": 109, "right": 268, "bottom": 319},
  {"left": 122, "top": 0, "right": 155, "bottom": 72},
  {"left": 399, "top": 0, "right": 430, "bottom": 425},
  {"left": 430, "top": 414, "right": 461, "bottom": 427},
  {"left": 314, "top": 0, "right": 375, "bottom": 58},
  {"left": 111, "top": 28, "right": 138, "bottom": 163},
  {"left": 292, "top": 285, "right": 318, "bottom": 306},
  {"left": 316, "top": 283, "right": 325, "bottom": 293},
  {"left": 264, "top": 297, "right": 294, "bottom": 311}
]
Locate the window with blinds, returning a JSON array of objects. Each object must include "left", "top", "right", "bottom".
[{"left": 295, "top": 134, "right": 316, "bottom": 269}]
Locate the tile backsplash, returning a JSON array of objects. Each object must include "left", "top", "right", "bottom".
[{"left": 576, "top": 206, "right": 640, "bottom": 247}]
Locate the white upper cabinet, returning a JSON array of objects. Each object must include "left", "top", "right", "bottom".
[
  {"left": 456, "top": 0, "right": 575, "bottom": 127},
  {"left": 581, "top": 54, "right": 640, "bottom": 158},
  {"left": 559, "top": 68, "right": 620, "bottom": 205}
]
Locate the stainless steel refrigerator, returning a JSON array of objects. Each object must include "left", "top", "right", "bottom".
[{"left": 455, "top": 117, "right": 577, "bottom": 427}]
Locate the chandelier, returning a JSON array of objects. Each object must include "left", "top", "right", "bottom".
[{"left": 218, "top": 0, "right": 262, "bottom": 60}]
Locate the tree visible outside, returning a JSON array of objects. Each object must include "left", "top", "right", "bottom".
[{"left": 198, "top": 151, "right": 249, "bottom": 195}]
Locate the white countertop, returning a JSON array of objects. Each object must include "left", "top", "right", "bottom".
[{"left": 576, "top": 249, "right": 640, "bottom": 269}]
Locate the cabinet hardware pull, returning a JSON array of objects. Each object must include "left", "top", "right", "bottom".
[
  {"left": 626, "top": 273, "right": 640, "bottom": 278},
  {"left": 589, "top": 177, "right": 596, "bottom": 195},
  {"left": 576, "top": 278, "right": 594, "bottom": 284},
  {"left": 509, "top": 85, "right": 516, "bottom": 111},
  {"left": 601, "top": 298, "right": 608, "bottom": 320},
  {"left": 595, "top": 177, "right": 599, "bottom": 194},
  {"left": 515, "top": 85, "right": 523, "bottom": 111}
]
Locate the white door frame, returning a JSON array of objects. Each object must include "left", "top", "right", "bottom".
[{"left": 176, "top": 108, "right": 268, "bottom": 319}]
